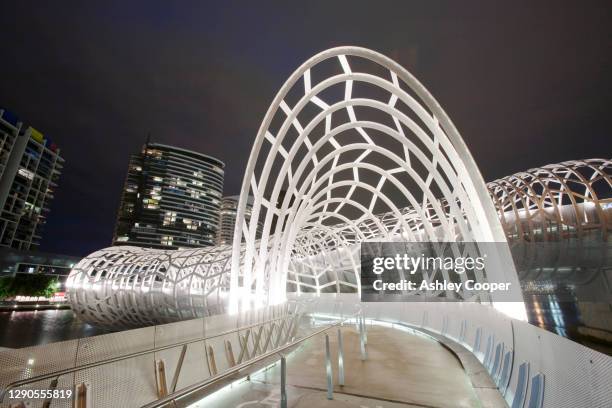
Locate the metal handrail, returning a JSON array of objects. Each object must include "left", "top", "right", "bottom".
[
  {"left": 0, "top": 312, "right": 296, "bottom": 403},
  {"left": 140, "top": 312, "right": 357, "bottom": 408}
]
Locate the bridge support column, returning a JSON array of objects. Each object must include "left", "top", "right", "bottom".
[
  {"left": 280, "top": 355, "right": 288, "bottom": 408},
  {"left": 325, "top": 333, "right": 333, "bottom": 400},
  {"left": 337, "top": 328, "right": 345, "bottom": 386}
]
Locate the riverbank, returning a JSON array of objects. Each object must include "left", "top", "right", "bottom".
[{"left": 0, "top": 301, "right": 70, "bottom": 311}]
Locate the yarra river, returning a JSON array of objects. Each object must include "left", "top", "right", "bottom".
[{"left": 0, "top": 309, "right": 112, "bottom": 349}]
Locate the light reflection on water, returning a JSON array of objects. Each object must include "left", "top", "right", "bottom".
[
  {"left": 0, "top": 309, "right": 112, "bottom": 349},
  {"left": 524, "top": 294, "right": 580, "bottom": 338}
]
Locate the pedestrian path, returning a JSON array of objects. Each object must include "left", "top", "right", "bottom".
[{"left": 188, "top": 325, "right": 492, "bottom": 408}]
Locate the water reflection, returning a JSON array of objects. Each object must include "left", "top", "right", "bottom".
[
  {"left": 524, "top": 294, "right": 581, "bottom": 337},
  {"left": 511, "top": 239, "right": 612, "bottom": 355},
  {"left": 0, "top": 309, "right": 112, "bottom": 348}
]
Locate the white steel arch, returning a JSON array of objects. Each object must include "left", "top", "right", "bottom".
[{"left": 230, "top": 46, "right": 523, "bottom": 318}]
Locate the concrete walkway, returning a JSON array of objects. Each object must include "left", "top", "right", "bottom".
[{"left": 188, "top": 324, "right": 494, "bottom": 408}]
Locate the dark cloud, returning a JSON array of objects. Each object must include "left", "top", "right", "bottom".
[{"left": 0, "top": 1, "right": 610, "bottom": 256}]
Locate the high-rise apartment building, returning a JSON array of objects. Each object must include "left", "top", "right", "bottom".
[
  {"left": 216, "top": 195, "right": 262, "bottom": 246},
  {"left": 113, "top": 143, "right": 224, "bottom": 249},
  {"left": 0, "top": 107, "right": 64, "bottom": 250}
]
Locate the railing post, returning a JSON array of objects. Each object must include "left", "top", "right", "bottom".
[
  {"left": 291, "top": 314, "right": 300, "bottom": 340},
  {"left": 75, "top": 382, "right": 88, "bottom": 408},
  {"left": 42, "top": 377, "right": 58, "bottom": 408},
  {"left": 283, "top": 316, "right": 294, "bottom": 344},
  {"left": 359, "top": 316, "right": 367, "bottom": 361},
  {"left": 207, "top": 345, "right": 218, "bottom": 376},
  {"left": 325, "top": 333, "right": 333, "bottom": 400},
  {"left": 337, "top": 328, "right": 345, "bottom": 386},
  {"left": 280, "top": 355, "right": 288, "bottom": 408},
  {"left": 275, "top": 320, "right": 286, "bottom": 348},
  {"left": 225, "top": 340, "right": 236, "bottom": 367},
  {"left": 252, "top": 325, "right": 264, "bottom": 356},
  {"left": 155, "top": 360, "right": 168, "bottom": 398},
  {"left": 237, "top": 330, "right": 251, "bottom": 364},
  {"left": 262, "top": 324, "right": 274, "bottom": 353},
  {"left": 170, "top": 344, "right": 188, "bottom": 393}
]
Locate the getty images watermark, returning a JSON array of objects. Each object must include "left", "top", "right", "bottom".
[{"left": 360, "top": 242, "right": 522, "bottom": 302}]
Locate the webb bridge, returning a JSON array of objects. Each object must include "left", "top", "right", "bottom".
[{"left": 1, "top": 47, "right": 610, "bottom": 408}]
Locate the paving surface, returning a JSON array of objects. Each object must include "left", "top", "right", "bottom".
[{"left": 188, "top": 325, "right": 494, "bottom": 407}]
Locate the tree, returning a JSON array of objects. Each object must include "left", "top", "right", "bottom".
[{"left": 0, "top": 274, "right": 59, "bottom": 299}]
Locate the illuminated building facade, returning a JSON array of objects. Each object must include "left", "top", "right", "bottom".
[
  {"left": 0, "top": 107, "right": 63, "bottom": 250},
  {"left": 113, "top": 142, "right": 224, "bottom": 249},
  {"left": 217, "top": 195, "right": 262, "bottom": 245}
]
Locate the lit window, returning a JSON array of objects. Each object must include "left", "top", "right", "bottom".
[
  {"left": 18, "top": 168, "right": 35, "bottom": 180},
  {"left": 163, "top": 212, "right": 177, "bottom": 225}
]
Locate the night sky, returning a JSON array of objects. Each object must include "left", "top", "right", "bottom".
[{"left": 0, "top": 1, "right": 610, "bottom": 256}]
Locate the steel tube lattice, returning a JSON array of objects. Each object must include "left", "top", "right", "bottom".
[
  {"left": 67, "top": 48, "right": 610, "bottom": 329},
  {"left": 228, "top": 46, "right": 520, "bottom": 316}
]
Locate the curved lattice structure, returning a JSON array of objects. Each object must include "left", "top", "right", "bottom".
[
  {"left": 72, "top": 47, "right": 612, "bottom": 328},
  {"left": 488, "top": 159, "right": 611, "bottom": 242},
  {"left": 229, "top": 46, "right": 520, "bottom": 314},
  {"left": 66, "top": 156, "right": 611, "bottom": 328},
  {"left": 489, "top": 159, "right": 612, "bottom": 296},
  {"left": 67, "top": 245, "right": 236, "bottom": 326}
]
